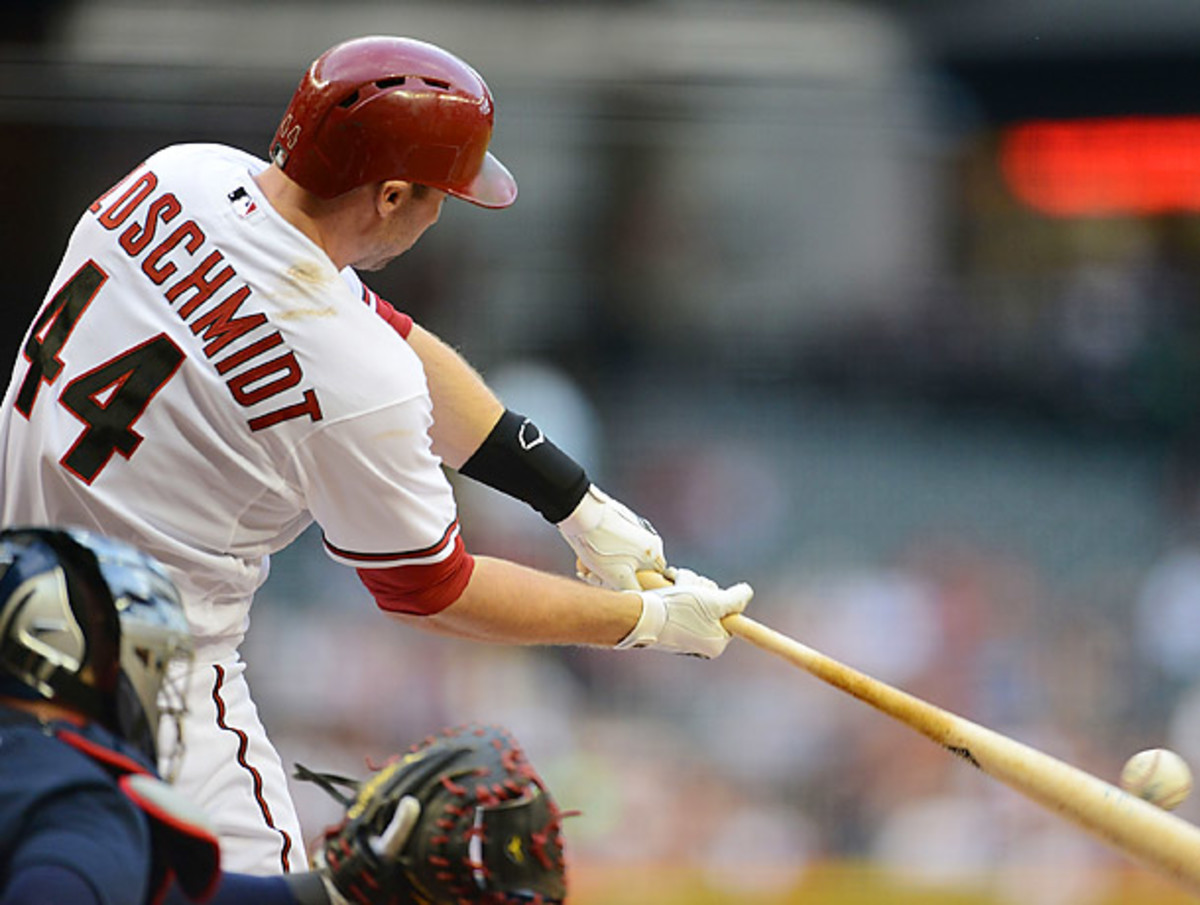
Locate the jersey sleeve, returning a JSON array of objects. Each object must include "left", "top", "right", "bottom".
[
  {"left": 354, "top": 536, "right": 475, "bottom": 615},
  {"left": 292, "top": 394, "right": 470, "bottom": 614}
]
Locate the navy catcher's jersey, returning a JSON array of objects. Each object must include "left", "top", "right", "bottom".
[{"left": 0, "top": 711, "right": 155, "bottom": 904}]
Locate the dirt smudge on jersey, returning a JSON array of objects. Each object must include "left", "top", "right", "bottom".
[
  {"left": 277, "top": 261, "right": 339, "bottom": 319},
  {"left": 287, "top": 260, "right": 332, "bottom": 285}
]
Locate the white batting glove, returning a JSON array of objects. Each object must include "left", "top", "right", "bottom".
[
  {"left": 615, "top": 568, "right": 753, "bottom": 658},
  {"left": 557, "top": 484, "right": 667, "bottom": 590}
]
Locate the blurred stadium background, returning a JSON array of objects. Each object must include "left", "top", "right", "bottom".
[{"left": 7, "top": 1, "right": 1200, "bottom": 901}]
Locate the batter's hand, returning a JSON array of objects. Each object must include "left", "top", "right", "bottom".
[
  {"left": 557, "top": 484, "right": 667, "bottom": 590},
  {"left": 615, "top": 568, "right": 753, "bottom": 658}
]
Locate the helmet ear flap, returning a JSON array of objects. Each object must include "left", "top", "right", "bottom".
[
  {"left": 113, "top": 669, "right": 157, "bottom": 764},
  {"left": 53, "top": 534, "right": 122, "bottom": 702}
]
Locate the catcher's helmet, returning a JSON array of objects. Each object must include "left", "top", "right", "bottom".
[
  {"left": 0, "top": 527, "right": 192, "bottom": 768},
  {"left": 270, "top": 35, "right": 517, "bottom": 207}
]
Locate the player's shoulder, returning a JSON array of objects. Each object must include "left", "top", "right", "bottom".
[
  {"left": 0, "top": 716, "right": 134, "bottom": 788},
  {"left": 146, "top": 142, "right": 263, "bottom": 173},
  {"left": 140, "top": 143, "right": 267, "bottom": 203}
]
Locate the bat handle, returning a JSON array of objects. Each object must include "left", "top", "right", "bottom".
[{"left": 635, "top": 569, "right": 672, "bottom": 589}]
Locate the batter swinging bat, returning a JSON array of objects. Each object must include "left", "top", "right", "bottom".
[{"left": 635, "top": 570, "right": 1200, "bottom": 892}]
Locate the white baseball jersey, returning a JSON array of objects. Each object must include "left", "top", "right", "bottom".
[{"left": 0, "top": 143, "right": 465, "bottom": 872}]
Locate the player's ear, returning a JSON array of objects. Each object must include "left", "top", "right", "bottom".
[{"left": 376, "top": 180, "right": 413, "bottom": 216}]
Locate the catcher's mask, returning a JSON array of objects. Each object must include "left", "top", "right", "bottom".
[
  {"left": 0, "top": 527, "right": 193, "bottom": 774},
  {"left": 270, "top": 35, "right": 517, "bottom": 207}
]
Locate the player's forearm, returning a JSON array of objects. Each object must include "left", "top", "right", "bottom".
[
  {"left": 404, "top": 323, "right": 503, "bottom": 469},
  {"left": 413, "top": 555, "right": 642, "bottom": 646}
]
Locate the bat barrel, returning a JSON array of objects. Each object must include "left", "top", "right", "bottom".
[{"left": 721, "top": 613, "right": 1200, "bottom": 893}]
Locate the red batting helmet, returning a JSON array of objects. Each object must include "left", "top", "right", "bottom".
[{"left": 269, "top": 36, "right": 517, "bottom": 208}]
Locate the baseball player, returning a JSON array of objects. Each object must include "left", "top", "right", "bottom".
[
  {"left": 0, "top": 526, "right": 568, "bottom": 905},
  {"left": 0, "top": 35, "right": 754, "bottom": 874}
]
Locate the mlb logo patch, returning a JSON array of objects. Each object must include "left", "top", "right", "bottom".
[{"left": 227, "top": 187, "right": 258, "bottom": 219}]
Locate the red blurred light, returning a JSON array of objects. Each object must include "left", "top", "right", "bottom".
[{"left": 1000, "top": 116, "right": 1200, "bottom": 216}]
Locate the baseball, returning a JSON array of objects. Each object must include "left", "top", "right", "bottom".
[{"left": 1119, "top": 748, "right": 1193, "bottom": 810}]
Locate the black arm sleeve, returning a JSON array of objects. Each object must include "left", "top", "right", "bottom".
[{"left": 458, "top": 410, "right": 590, "bottom": 523}]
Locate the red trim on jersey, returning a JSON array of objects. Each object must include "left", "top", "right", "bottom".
[
  {"left": 56, "top": 728, "right": 153, "bottom": 776},
  {"left": 362, "top": 285, "right": 413, "bottom": 338},
  {"left": 357, "top": 539, "right": 475, "bottom": 616},
  {"left": 325, "top": 519, "right": 462, "bottom": 564},
  {"left": 210, "top": 664, "right": 295, "bottom": 873}
]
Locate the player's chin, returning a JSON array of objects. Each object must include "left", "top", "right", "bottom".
[
  {"left": 355, "top": 256, "right": 393, "bottom": 273},
  {"left": 357, "top": 246, "right": 412, "bottom": 272}
]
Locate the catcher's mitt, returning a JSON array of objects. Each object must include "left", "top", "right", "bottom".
[{"left": 297, "top": 724, "right": 568, "bottom": 905}]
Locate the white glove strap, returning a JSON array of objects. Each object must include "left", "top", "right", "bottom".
[
  {"left": 558, "top": 485, "right": 666, "bottom": 590},
  {"left": 557, "top": 484, "right": 608, "bottom": 535},
  {"left": 614, "top": 591, "right": 668, "bottom": 650}
]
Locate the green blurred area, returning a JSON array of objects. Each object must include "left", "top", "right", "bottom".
[{"left": 567, "top": 861, "right": 1197, "bottom": 905}]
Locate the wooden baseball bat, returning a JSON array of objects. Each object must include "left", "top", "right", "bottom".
[{"left": 636, "top": 570, "right": 1200, "bottom": 892}]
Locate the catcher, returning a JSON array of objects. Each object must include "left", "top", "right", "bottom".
[{"left": 0, "top": 526, "right": 566, "bottom": 905}]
